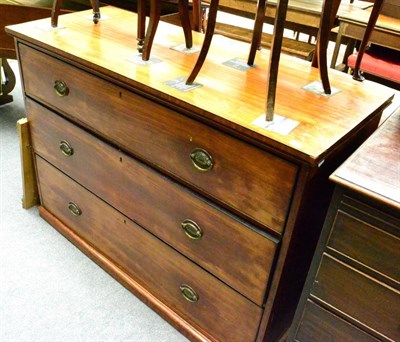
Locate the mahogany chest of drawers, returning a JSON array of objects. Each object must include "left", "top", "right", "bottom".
[
  {"left": 289, "top": 108, "right": 400, "bottom": 341},
  {"left": 7, "top": 7, "right": 395, "bottom": 341}
]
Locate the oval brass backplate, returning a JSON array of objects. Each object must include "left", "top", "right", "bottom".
[
  {"left": 180, "top": 284, "right": 199, "bottom": 303},
  {"left": 68, "top": 201, "right": 82, "bottom": 217},
  {"left": 181, "top": 219, "right": 203, "bottom": 240},
  {"left": 189, "top": 148, "right": 214, "bottom": 172},
  {"left": 59, "top": 140, "right": 74, "bottom": 157},
  {"left": 54, "top": 80, "right": 69, "bottom": 97}
]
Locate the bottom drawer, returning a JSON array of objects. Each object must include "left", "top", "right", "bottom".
[
  {"left": 35, "top": 156, "right": 263, "bottom": 341},
  {"left": 295, "top": 300, "right": 378, "bottom": 342},
  {"left": 311, "top": 254, "right": 400, "bottom": 341}
]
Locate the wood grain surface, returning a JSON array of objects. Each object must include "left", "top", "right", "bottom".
[
  {"left": 36, "top": 156, "right": 263, "bottom": 342},
  {"left": 26, "top": 98, "right": 278, "bottom": 305},
  {"left": 20, "top": 45, "right": 297, "bottom": 233},
  {"left": 332, "top": 107, "right": 400, "bottom": 210},
  {"left": 311, "top": 254, "right": 400, "bottom": 341},
  {"left": 6, "top": 6, "right": 394, "bottom": 164}
]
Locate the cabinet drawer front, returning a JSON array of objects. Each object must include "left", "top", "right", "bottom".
[
  {"left": 20, "top": 44, "right": 297, "bottom": 234},
  {"left": 296, "top": 300, "right": 379, "bottom": 342},
  {"left": 328, "top": 209, "right": 400, "bottom": 283},
  {"left": 312, "top": 254, "right": 400, "bottom": 341},
  {"left": 27, "top": 98, "right": 276, "bottom": 306},
  {"left": 35, "top": 157, "right": 263, "bottom": 342}
]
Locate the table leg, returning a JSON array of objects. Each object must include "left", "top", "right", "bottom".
[{"left": 330, "top": 22, "right": 344, "bottom": 69}]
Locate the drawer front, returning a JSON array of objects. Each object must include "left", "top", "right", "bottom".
[
  {"left": 27, "top": 98, "right": 277, "bottom": 306},
  {"left": 311, "top": 254, "right": 400, "bottom": 341},
  {"left": 35, "top": 156, "right": 263, "bottom": 341},
  {"left": 20, "top": 44, "right": 297, "bottom": 234},
  {"left": 295, "top": 300, "right": 379, "bottom": 342},
  {"left": 328, "top": 208, "right": 400, "bottom": 283}
]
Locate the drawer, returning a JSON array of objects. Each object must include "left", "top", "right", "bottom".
[
  {"left": 35, "top": 156, "right": 263, "bottom": 341},
  {"left": 27, "top": 98, "right": 277, "bottom": 306},
  {"left": 328, "top": 208, "right": 400, "bottom": 283},
  {"left": 311, "top": 254, "right": 400, "bottom": 341},
  {"left": 295, "top": 300, "right": 379, "bottom": 342},
  {"left": 19, "top": 44, "right": 297, "bottom": 234}
]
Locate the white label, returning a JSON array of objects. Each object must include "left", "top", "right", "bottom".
[{"left": 252, "top": 114, "right": 300, "bottom": 135}]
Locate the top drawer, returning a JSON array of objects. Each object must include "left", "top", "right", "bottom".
[{"left": 19, "top": 44, "right": 297, "bottom": 234}]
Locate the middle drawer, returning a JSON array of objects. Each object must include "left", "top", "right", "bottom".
[{"left": 27, "top": 98, "right": 277, "bottom": 306}]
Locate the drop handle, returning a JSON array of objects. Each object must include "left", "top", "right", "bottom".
[
  {"left": 180, "top": 284, "right": 199, "bottom": 303},
  {"left": 190, "top": 148, "right": 213, "bottom": 172},
  {"left": 54, "top": 80, "right": 69, "bottom": 97},
  {"left": 68, "top": 201, "right": 82, "bottom": 217},
  {"left": 59, "top": 140, "right": 74, "bottom": 157},
  {"left": 181, "top": 219, "right": 203, "bottom": 240}
]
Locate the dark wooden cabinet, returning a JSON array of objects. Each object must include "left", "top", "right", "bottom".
[
  {"left": 7, "top": 7, "right": 395, "bottom": 341},
  {"left": 289, "top": 108, "right": 400, "bottom": 342}
]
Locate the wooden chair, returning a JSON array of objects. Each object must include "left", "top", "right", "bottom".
[
  {"left": 138, "top": 0, "right": 194, "bottom": 59},
  {"left": 350, "top": 0, "right": 385, "bottom": 81}
]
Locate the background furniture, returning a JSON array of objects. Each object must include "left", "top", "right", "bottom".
[
  {"left": 0, "top": 0, "right": 85, "bottom": 105},
  {"left": 7, "top": 7, "right": 395, "bottom": 341},
  {"left": 288, "top": 106, "right": 400, "bottom": 341},
  {"left": 331, "top": 0, "right": 400, "bottom": 71}
]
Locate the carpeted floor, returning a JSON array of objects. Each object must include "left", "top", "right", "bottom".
[{"left": 0, "top": 60, "right": 188, "bottom": 342}]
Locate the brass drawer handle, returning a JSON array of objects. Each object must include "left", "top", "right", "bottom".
[
  {"left": 190, "top": 148, "right": 213, "bottom": 172},
  {"left": 54, "top": 80, "right": 69, "bottom": 97},
  {"left": 180, "top": 284, "right": 199, "bottom": 303},
  {"left": 68, "top": 201, "right": 82, "bottom": 216},
  {"left": 181, "top": 219, "right": 203, "bottom": 240},
  {"left": 59, "top": 140, "right": 74, "bottom": 157}
]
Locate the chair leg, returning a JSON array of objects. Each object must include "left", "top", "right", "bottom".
[
  {"left": 265, "top": 0, "right": 289, "bottom": 121},
  {"left": 90, "top": 0, "right": 101, "bottom": 23},
  {"left": 248, "top": 0, "right": 267, "bottom": 66},
  {"left": 191, "top": 0, "right": 202, "bottom": 32},
  {"left": 312, "top": 0, "right": 340, "bottom": 67},
  {"left": 178, "top": 0, "right": 193, "bottom": 49},
  {"left": 316, "top": 0, "right": 335, "bottom": 95},
  {"left": 353, "top": 0, "right": 384, "bottom": 81},
  {"left": 137, "top": 0, "right": 146, "bottom": 53},
  {"left": 186, "top": 0, "right": 219, "bottom": 85},
  {"left": 142, "top": 0, "right": 161, "bottom": 61},
  {"left": 51, "top": 0, "right": 63, "bottom": 27}
]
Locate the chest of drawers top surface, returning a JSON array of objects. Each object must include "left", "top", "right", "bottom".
[
  {"left": 332, "top": 107, "right": 400, "bottom": 210},
  {"left": 6, "top": 6, "right": 395, "bottom": 165}
]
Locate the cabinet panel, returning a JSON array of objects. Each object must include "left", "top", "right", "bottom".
[
  {"left": 27, "top": 98, "right": 276, "bottom": 305},
  {"left": 35, "top": 156, "right": 263, "bottom": 342},
  {"left": 20, "top": 44, "right": 297, "bottom": 233}
]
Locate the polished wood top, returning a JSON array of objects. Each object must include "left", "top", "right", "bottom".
[
  {"left": 332, "top": 107, "right": 400, "bottom": 210},
  {"left": 6, "top": 6, "right": 395, "bottom": 165},
  {"left": 213, "top": 0, "right": 371, "bottom": 29},
  {"left": 339, "top": 6, "right": 400, "bottom": 34}
]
